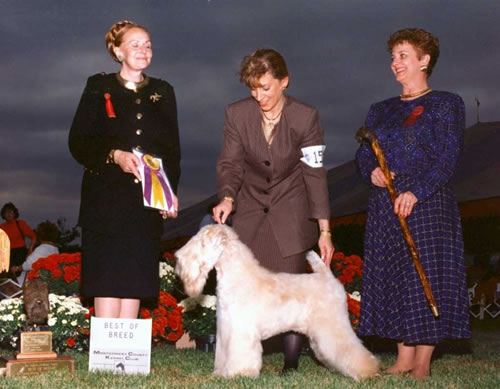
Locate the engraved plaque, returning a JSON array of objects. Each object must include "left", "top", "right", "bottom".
[
  {"left": 20, "top": 331, "right": 52, "bottom": 354},
  {"left": 6, "top": 357, "right": 74, "bottom": 377}
]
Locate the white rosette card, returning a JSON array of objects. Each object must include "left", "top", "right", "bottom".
[{"left": 133, "top": 148, "right": 175, "bottom": 212}]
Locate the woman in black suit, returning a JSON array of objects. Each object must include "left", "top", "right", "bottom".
[{"left": 69, "top": 20, "right": 180, "bottom": 318}]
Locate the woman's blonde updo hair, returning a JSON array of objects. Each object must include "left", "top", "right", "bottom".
[{"left": 105, "top": 20, "right": 149, "bottom": 62}]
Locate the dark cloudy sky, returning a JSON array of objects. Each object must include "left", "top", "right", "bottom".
[{"left": 1, "top": 0, "right": 499, "bottom": 229}]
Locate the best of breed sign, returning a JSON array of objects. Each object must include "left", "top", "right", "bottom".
[{"left": 89, "top": 317, "right": 152, "bottom": 374}]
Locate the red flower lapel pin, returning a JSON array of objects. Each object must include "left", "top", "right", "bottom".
[
  {"left": 403, "top": 105, "right": 424, "bottom": 127},
  {"left": 104, "top": 93, "right": 116, "bottom": 118}
]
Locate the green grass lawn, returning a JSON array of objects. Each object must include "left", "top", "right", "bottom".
[{"left": 0, "top": 318, "right": 498, "bottom": 388}]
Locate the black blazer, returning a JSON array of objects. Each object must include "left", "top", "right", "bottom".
[{"left": 69, "top": 73, "right": 181, "bottom": 240}]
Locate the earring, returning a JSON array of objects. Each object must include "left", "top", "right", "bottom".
[
  {"left": 117, "top": 55, "right": 124, "bottom": 62},
  {"left": 420, "top": 65, "right": 428, "bottom": 72}
]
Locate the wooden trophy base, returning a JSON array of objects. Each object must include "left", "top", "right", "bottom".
[
  {"left": 16, "top": 351, "right": 58, "bottom": 360},
  {"left": 6, "top": 356, "right": 74, "bottom": 377}
]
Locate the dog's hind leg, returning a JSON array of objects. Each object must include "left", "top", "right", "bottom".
[{"left": 308, "top": 322, "right": 379, "bottom": 381}]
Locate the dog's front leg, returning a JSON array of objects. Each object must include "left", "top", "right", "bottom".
[
  {"left": 213, "top": 329, "right": 228, "bottom": 376},
  {"left": 213, "top": 319, "right": 262, "bottom": 378},
  {"left": 218, "top": 336, "right": 262, "bottom": 377}
]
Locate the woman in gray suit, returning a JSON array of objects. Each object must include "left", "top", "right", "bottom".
[{"left": 213, "top": 49, "right": 334, "bottom": 373}]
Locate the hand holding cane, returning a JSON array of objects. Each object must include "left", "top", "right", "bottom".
[{"left": 356, "top": 126, "right": 440, "bottom": 317}]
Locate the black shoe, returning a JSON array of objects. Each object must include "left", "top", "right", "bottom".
[{"left": 281, "top": 361, "right": 298, "bottom": 375}]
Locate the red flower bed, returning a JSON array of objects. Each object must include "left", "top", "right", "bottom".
[
  {"left": 66, "top": 337, "right": 76, "bottom": 348},
  {"left": 330, "top": 252, "right": 363, "bottom": 330},
  {"left": 27, "top": 251, "right": 185, "bottom": 343},
  {"left": 140, "top": 291, "right": 184, "bottom": 342},
  {"left": 27, "top": 253, "right": 81, "bottom": 295}
]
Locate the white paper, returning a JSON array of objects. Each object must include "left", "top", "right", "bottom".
[{"left": 89, "top": 317, "right": 152, "bottom": 374}]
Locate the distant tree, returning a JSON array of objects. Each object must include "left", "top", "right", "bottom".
[{"left": 55, "top": 218, "right": 81, "bottom": 253}]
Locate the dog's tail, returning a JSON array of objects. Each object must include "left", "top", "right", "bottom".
[{"left": 306, "top": 250, "right": 330, "bottom": 275}]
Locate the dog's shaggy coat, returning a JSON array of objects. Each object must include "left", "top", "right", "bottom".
[{"left": 175, "top": 224, "right": 379, "bottom": 380}]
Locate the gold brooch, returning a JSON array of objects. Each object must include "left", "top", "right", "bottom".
[{"left": 150, "top": 93, "right": 162, "bottom": 102}]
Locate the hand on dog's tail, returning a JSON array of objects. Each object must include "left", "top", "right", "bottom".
[{"left": 306, "top": 251, "right": 331, "bottom": 275}]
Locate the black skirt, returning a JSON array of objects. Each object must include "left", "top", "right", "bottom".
[{"left": 81, "top": 228, "right": 160, "bottom": 298}]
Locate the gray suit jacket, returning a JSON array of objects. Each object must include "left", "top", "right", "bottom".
[{"left": 217, "top": 96, "right": 330, "bottom": 257}]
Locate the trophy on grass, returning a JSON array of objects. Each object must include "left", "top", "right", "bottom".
[
  {"left": 17, "top": 278, "right": 56, "bottom": 359},
  {"left": 5, "top": 279, "right": 74, "bottom": 376}
]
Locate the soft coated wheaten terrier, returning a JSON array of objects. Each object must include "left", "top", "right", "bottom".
[{"left": 175, "top": 224, "right": 379, "bottom": 380}]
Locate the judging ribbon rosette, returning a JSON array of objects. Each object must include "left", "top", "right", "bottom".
[
  {"left": 133, "top": 148, "right": 175, "bottom": 211},
  {"left": 104, "top": 93, "right": 116, "bottom": 118}
]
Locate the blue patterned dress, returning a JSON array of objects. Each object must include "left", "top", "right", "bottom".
[{"left": 356, "top": 91, "right": 471, "bottom": 344}]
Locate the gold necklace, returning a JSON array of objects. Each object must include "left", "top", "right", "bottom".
[
  {"left": 116, "top": 73, "right": 150, "bottom": 92},
  {"left": 400, "top": 87, "right": 432, "bottom": 100}
]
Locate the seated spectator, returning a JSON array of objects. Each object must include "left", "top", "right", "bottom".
[{"left": 10, "top": 221, "right": 60, "bottom": 285}]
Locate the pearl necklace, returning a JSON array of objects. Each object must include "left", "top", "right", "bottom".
[{"left": 400, "top": 87, "right": 432, "bottom": 100}]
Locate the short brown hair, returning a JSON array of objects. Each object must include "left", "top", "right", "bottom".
[
  {"left": 388, "top": 28, "right": 440, "bottom": 77},
  {"left": 36, "top": 221, "right": 60, "bottom": 243},
  {"left": 239, "top": 49, "right": 289, "bottom": 88},
  {"left": 105, "top": 20, "right": 149, "bottom": 62}
]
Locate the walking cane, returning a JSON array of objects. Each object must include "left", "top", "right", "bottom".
[{"left": 356, "top": 126, "right": 440, "bottom": 318}]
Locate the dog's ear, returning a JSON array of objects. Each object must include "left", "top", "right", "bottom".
[{"left": 202, "top": 225, "right": 229, "bottom": 250}]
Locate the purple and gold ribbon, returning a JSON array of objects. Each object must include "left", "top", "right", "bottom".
[{"left": 142, "top": 154, "right": 173, "bottom": 210}]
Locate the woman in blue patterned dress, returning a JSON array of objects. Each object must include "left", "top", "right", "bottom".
[{"left": 356, "top": 28, "right": 470, "bottom": 378}]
